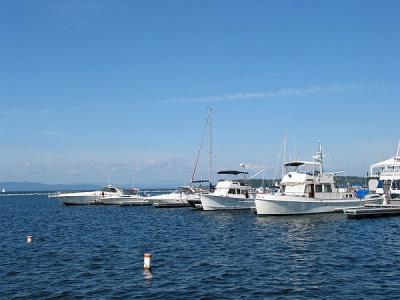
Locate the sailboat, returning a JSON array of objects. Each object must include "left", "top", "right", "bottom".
[
  {"left": 187, "top": 108, "right": 214, "bottom": 209},
  {"left": 150, "top": 109, "right": 214, "bottom": 208},
  {"left": 1, "top": 187, "right": 5, "bottom": 193}
]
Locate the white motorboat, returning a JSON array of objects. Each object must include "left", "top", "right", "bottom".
[
  {"left": 49, "top": 185, "right": 124, "bottom": 205},
  {"left": 187, "top": 180, "right": 213, "bottom": 209},
  {"left": 254, "top": 142, "right": 373, "bottom": 215},
  {"left": 148, "top": 186, "right": 196, "bottom": 207},
  {"left": 100, "top": 188, "right": 148, "bottom": 205},
  {"left": 201, "top": 170, "right": 254, "bottom": 211},
  {"left": 369, "top": 143, "right": 400, "bottom": 199}
]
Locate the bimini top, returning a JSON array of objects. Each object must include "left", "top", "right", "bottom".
[
  {"left": 217, "top": 170, "right": 248, "bottom": 175},
  {"left": 371, "top": 156, "right": 400, "bottom": 168},
  {"left": 284, "top": 161, "right": 320, "bottom": 167},
  {"left": 191, "top": 180, "right": 211, "bottom": 183}
]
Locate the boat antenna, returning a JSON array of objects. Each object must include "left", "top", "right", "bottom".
[
  {"left": 320, "top": 141, "right": 323, "bottom": 173},
  {"left": 191, "top": 111, "right": 210, "bottom": 184},
  {"left": 312, "top": 140, "right": 323, "bottom": 174},
  {"left": 273, "top": 133, "right": 284, "bottom": 182},
  {"left": 240, "top": 163, "right": 247, "bottom": 180},
  {"left": 282, "top": 132, "right": 287, "bottom": 178},
  {"left": 293, "top": 135, "right": 296, "bottom": 162}
]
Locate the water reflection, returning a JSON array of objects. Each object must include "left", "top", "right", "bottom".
[{"left": 143, "top": 269, "right": 153, "bottom": 280}]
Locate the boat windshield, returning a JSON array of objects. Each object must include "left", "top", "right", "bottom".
[
  {"left": 177, "top": 186, "right": 194, "bottom": 194},
  {"left": 102, "top": 186, "right": 118, "bottom": 193}
]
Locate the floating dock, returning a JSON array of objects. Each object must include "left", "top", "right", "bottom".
[
  {"left": 344, "top": 204, "right": 400, "bottom": 219},
  {"left": 119, "top": 200, "right": 151, "bottom": 206},
  {"left": 152, "top": 202, "right": 191, "bottom": 208}
]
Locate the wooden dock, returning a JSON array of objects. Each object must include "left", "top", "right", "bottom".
[{"left": 344, "top": 205, "right": 400, "bottom": 219}]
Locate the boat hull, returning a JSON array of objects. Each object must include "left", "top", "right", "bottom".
[
  {"left": 101, "top": 196, "right": 145, "bottom": 205},
  {"left": 201, "top": 194, "right": 254, "bottom": 211},
  {"left": 57, "top": 195, "right": 100, "bottom": 205},
  {"left": 187, "top": 199, "right": 202, "bottom": 209},
  {"left": 254, "top": 194, "right": 371, "bottom": 215},
  {"left": 148, "top": 193, "right": 199, "bottom": 207}
]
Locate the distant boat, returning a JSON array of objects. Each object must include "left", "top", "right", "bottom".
[
  {"left": 1, "top": 188, "right": 5, "bottom": 193},
  {"left": 147, "top": 186, "right": 195, "bottom": 207},
  {"left": 201, "top": 170, "right": 254, "bottom": 211},
  {"left": 49, "top": 185, "right": 124, "bottom": 205}
]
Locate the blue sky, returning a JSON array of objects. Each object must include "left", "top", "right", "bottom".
[{"left": 0, "top": 0, "right": 399, "bottom": 187}]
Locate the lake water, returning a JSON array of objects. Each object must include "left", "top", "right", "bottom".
[{"left": 1, "top": 193, "right": 400, "bottom": 299}]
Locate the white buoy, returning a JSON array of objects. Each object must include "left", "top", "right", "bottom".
[
  {"left": 27, "top": 235, "right": 33, "bottom": 243},
  {"left": 144, "top": 253, "right": 152, "bottom": 269}
]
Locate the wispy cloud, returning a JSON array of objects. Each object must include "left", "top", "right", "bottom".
[
  {"left": 43, "top": 131, "right": 62, "bottom": 136},
  {"left": 0, "top": 109, "right": 51, "bottom": 116},
  {"left": 160, "top": 84, "right": 364, "bottom": 104}
]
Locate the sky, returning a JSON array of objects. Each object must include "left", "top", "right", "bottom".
[{"left": 0, "top": 0, "right": 399, "bottom": 187}]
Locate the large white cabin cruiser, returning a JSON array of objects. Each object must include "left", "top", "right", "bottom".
[
  {"left": 369, "top": 153, "right": 400, "bottom": 199},
  {"left": 201, "top": 170, "right": 254, "bottom": 211},
  {"left": 255, "top": 143, "right": 369, "bottom": 215},
  {"left": 148, "top": 186, "right": 197, "bottom": 207},
  {"left": 50, "top": 185, "right": 123, "bottom": 205}
]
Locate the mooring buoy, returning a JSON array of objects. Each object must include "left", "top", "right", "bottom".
[{"left": 144, "top": 253, "right": 152, "bottom": 269}]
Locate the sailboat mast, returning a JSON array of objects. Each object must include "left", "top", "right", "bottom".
[
  {"left": 209, "top": 108, "right": 213, "bottom": 184},
  {"left": 191, "top": 113, "right": 209, "bottom": 183}
]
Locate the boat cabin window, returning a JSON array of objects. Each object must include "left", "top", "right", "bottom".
[
  {"left": 228, "top": 189, "right": 236, "bottom": 194},
  {"left": 323, "top": 184, "right": 332, "bottom": 193},
  {"left": 103, "top": 187, "right": 117, "bottom": 193},
  {"left": 392, "top": 180, "right": 400, "bottom": 190},
  {"left": 315, "top": 184, "right": 323, "bottom": 193},
  {"left": 281, "top": 185, "right": 286, "bottom": 193}
]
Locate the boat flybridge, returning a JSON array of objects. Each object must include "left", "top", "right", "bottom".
[
  {"left": 200, "top": 170, "right": 254, "bottom": 211},
  {"left": 254, "top": 142, "right": 372, "bottom": 215},
  {"left": 49, "top": 185, "right": 124, "bottom": 205},
  {"left": 369, "top": 153, "right": 400, "bottom": 199}
]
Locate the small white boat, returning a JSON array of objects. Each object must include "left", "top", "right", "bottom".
[
  {"left": 49, "top": 185, "right": 124, "bottom": 205},
  {"left": 100, "top": 188, "right": 147, "bottom": 205},
  {"left": 1, "top": 187, "right": 5, "bottom": 193},
  {"left": 201, "top": 170, "right": 254, "bottom": 211},
  {"left": 254, "top": 142, "right": 374, "bottom": 215},
  {"left": 147, "top": 186, "right": 196, "bottom": 207}
]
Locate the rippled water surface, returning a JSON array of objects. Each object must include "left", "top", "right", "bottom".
[{"left": 1, "top": 193, "right": 400, "bottom": 299}]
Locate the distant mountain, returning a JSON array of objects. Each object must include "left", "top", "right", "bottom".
[{"left": 0, "top": 182, "right": 100, "bottom": 192}]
